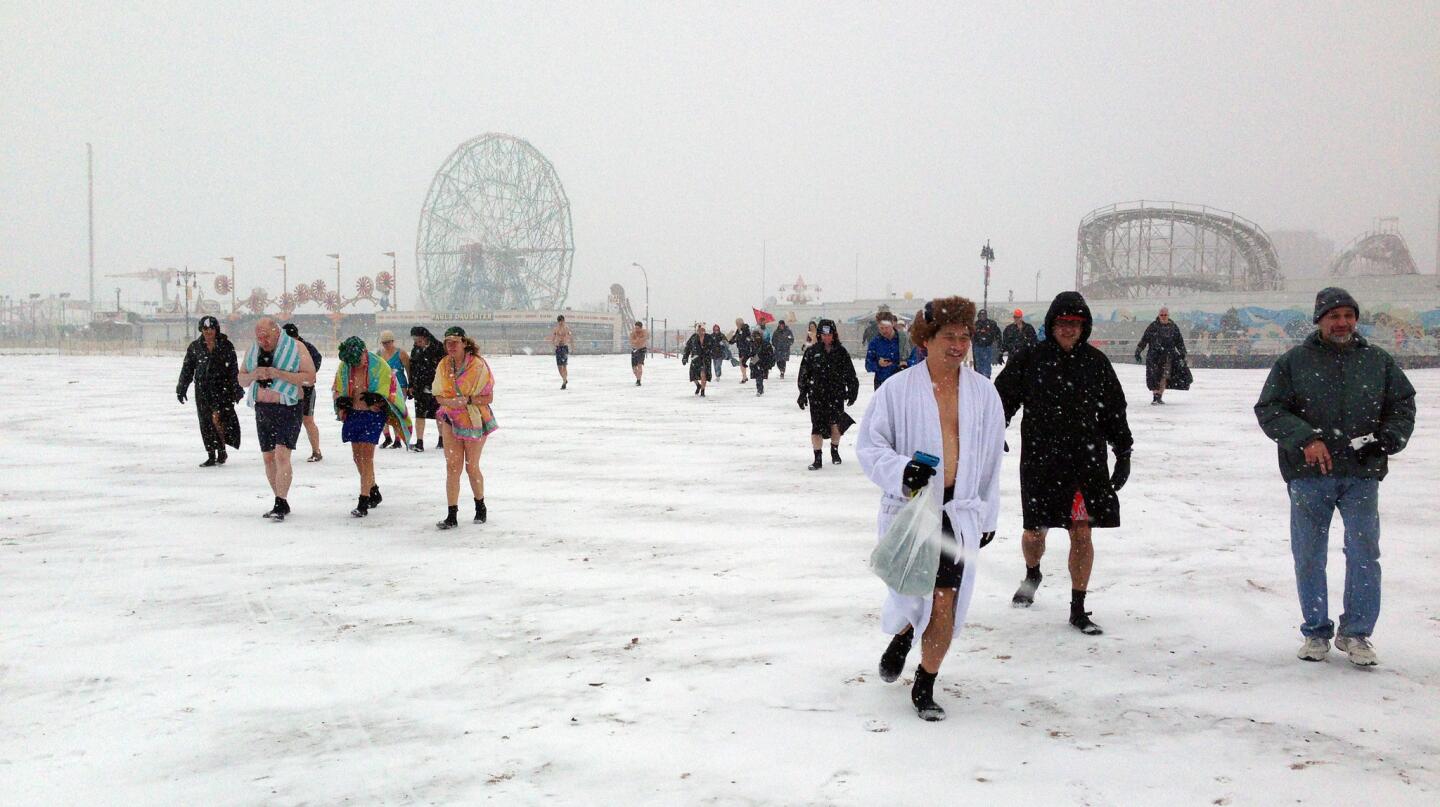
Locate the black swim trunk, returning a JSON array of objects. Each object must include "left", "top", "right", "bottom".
[
  {"left": 631, "top": 347, "right": 646, "bottom": 366},
  {"left": 412, "top": 390, "right": 438, "bottom": 420},
  {"left": 300, "top": 385, "right": 317, "bottom": 417},
  {"left": 936, "top": 485, "right": 964, "bottom": 589},
  {"left": 555, "top": 346, "right": 570, "bottom": 366},
  {"left": 255, "top": 402, "right": 302, "bottom": 453}
]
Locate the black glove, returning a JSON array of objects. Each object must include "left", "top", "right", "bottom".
[
  {"left": 902, "top": 460, "right": 936, "bottom": 493},
  {"left": 797, "top": 394, "right": 807, "bottom": 410},
  {"left": 335, "top": 395, "right": 354, "bottom": 411},
  {"left": 1004, "top": 440, "right": 1009, "bottom": 453},
  {"left": 177, "top": 389, "right": 187, "bottom": 404},
  {"left": 980, "top": 531, "right": 995, "bottom": 548},
  {"left": 1379, "top": 431, "right": 1404, "bottom": 455},
  {"left": 1110, "top": 451, "right": 1131, "bottom": 492},
  {"left": 1133, "top": 350, "right": 1143, "bottom": 363},
  {"left": 233, "top": 385, "right": 246, "bottom": 403}
]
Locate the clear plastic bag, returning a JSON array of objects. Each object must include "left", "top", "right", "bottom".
[{"left": 869, "top": 483, "right": 943, "bottom": 597}]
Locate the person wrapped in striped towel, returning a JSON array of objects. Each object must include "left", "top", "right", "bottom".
[
  {"left": 239, "top": 317, "right": 317, "bottom": 521},
  {"left": 332, "top": 336, "right": 413, "bottom": 518}
]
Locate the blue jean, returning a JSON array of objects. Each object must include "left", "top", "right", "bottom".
[
  {"left": 1287, "top": 476, "right": 1381, "bottom": 640},
  {"left": 711, "top": 357, "right": 724, "bottom": 378},
  {"left": 973, "top": 345, "right": 994, "bottom": 378}
]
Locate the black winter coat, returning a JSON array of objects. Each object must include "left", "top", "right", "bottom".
[
  {"left": 1136, "top": 319, "right": 1191, "bottom": 391},
  {"left": 408, "top": 337, "right": 444, "bottom": 394},
  {"left": 994, "top": 293, "right": 1134, "bottom": 529},
  {"left": 749, "top": 339, "right": 776, "bottom": 377},
  {"left": 178, "top": 334, "right": 242, "bottom": 407},
  {"left": 974, "top": 317, "right": 1002, "bottom": 348},
  {"left": 999, "top": 321, "right": 1037, "bottom": 360},
  {"left": 797, "top": 343, "right": 859, "bottom": 408},
  {"left": 771, "top": 326, "right": 795, "bottom": 357},
  {"left": 730, "top": 324, "right": 753, "bottom": 358}
]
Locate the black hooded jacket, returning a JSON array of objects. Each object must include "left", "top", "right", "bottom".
[
  {"left": 993, "top": 292, "right": 1134, "bottom": 529},
  {"left": 408, "top": 327, "right": 445, "bottom": 394},
  {"left": 177, "top": 328, "right": 241, "bottom": 407},
  {"left": 797, "top": 320, "right": 859, "bottom": 408}
]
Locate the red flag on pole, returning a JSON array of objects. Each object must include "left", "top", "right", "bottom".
[{"left": 752, "top": 307, "right": 775, "bottom": 325}]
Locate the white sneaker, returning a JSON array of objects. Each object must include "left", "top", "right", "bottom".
[
  {"left": 1296, "top": 636, "right": 1330, "bottom": 662},
  {"left": 1334, "top": 636, "right": 1378, "bottom": 667}
]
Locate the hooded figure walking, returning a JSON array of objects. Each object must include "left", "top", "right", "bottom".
[
  {"left": 177, "top": 315, "right": 243, "bottom": 466},
  {"left": 747, "top": 328, "right": 775, "bottom": 395},
  {"left": 797, "top": 319, "right": 860, "bottom": 469},
  {"left": 857, "top": 296, "right": 1006, "bottom": 720},
  {"left": 1134, "top": 307, "right": 1192, "bottom": 404},
  {"left": 993, "top": 292, "right": 1133, "bottom": 635},
  {"left": 407, "top": 326, "right": 445, "bottom": 451}
]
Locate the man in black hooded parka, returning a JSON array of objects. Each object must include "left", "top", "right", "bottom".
[
  {"left": 993, "top": 291, "right": 1133, "bottom": 635},
  {"left": 176, "top": 315, "right": 244, "bottom": 466},
  {"left": 797, "top": 318, "right": 860, "bottom": 470}
]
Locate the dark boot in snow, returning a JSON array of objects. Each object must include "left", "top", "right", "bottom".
[
  {"left": 381, "top": 434, "right": 393, "bottom": 448},
  {"left": 911, "top": 666, "right": 946, "bottom": 722},
  {"left": 808, "top": 449, "right": 823, "bottom": 471},
  {"left": 412, "top": 439, "right": 424, "bottom": 453},
  {"left": 437, "top": 506, "right": 459, "bottom": 530},
  {"left": 200, "top": 451, "right": 217, "bottom": 467},
  {"left": 436, "top": 435, "right": 444, "bottom": 450},
  {"left": 474, "top": 498, "right": 487, "bottom": 524},
  {"left": 368, "top": 485, "right": 382, "bottom": 508},
  {"left": 351, "top": 495, "right": 370, "bottom": 518},
  {"left": 879, "top": 628, "right": 914, "bottom": 683},
  {"left": 264, "top": 497, "right": 290, "bottom": 521},
  {"left": 217, "top": 448, "right": 228, "bottom": 465},
  {"left": 1070, "top": 591, "right": 1103, "bottom": 635},
  {"left": 831, "top": 445, "right": 842, "bottom": 465},
  {"left": 1012, "top": 565, "right": 1042, "bottom": 607}
]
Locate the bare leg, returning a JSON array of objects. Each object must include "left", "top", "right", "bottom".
[
  {"left": 263, "top": 451, "right": 278, "bottom": 494},
  {"left": 271, "top": 446, "right": 293, "bottom": 498},
  {"left": 359, "top": 444, "right": 376, "bottom": 492},
  {"left": 1022, "top": 528, "right": 1047, "bottom": 567},
  {"left": 810, "top": 433, "right": 823, "bottom": 450},
  {"left": 442, "top": 423, "right": 463, "bottom": 506},
  {"left": 464, "top": 438, "right": 486, "bottom": 499},
  {"left": 830, "top": 424, "right": 842, "bottom": 448},
  {"left": 919, "top": 588, "right": 958, "bottom": 673},
  {"left": 1068, "top": 522, "right": 1094, "bottom": 591},
  {"left": 303, "top": 416, "right": 320, "bottom": 454},
  {"left": 351, "top": 443, "right": 366, "bottom": 493},
  {"left": 414, "top": 416, "right": 426, "bottom": 443},
  {"left": 559, "top": 365, "right": 569, "bottom": 383}
]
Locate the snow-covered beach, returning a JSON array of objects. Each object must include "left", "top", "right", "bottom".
[{"left": 3, "top": 354, "right": 1437, "bottom": 805}]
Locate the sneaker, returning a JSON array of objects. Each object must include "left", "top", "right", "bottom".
[
  {"left": 878, "top": 629, "right": 914, "bottom": 683},
  {"left": 1334, "top": 635, "right": 1377, "bottom": 667},
  {"left": 411, "top": 440, "right": 424, "bottom": 453},
  {"left": 1296, "top": 636, "right": 1330, "bottom": 662}
]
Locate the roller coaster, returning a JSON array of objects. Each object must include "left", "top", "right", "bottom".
[
  {"left": 1076, "top": 201, "right": 1284, "bottom": 298},
  {"left": 1328, "top": 218, "right": 1419, "bottom": 276}
]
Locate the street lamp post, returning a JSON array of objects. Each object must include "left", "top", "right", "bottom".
[
  {"left": 175, "top": 267, "right": 198, "bottom": 334},
  {"left": 273, "top": 256, "right": 287, "bottom": 307},
  {"left": 221, "top": 257, "right": 236, "bottom": 312},
  {"left": 980, "top": 240, "right": 995, "bottom": 315},
  {"left": 382, "top": 251, "right": 398, "bottom": 310},
  {"left": 1034, "top": 269, "right": 1041, "bottom": 302},
  {"left": 328, "top": 254, "right": 341, "bottom": 304},
  {"left": 629, "top": 261, "right": 650, "bottom": 323}
]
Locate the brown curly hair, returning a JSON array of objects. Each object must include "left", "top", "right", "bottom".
[{"left": 909, "top": 296, "right": 977, "bottom": 344}]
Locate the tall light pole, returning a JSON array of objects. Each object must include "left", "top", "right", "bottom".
[
  {"left": 1034, "top": 269, "right": 1041, "bottom": 302},
  {"left": 175, "top": 266, "right": 198, "bottom": 333},
  {"left": 327, "top": 254, "right": 341, "bottom": 304},
  {"left": 221, "top": 257, "right": 236, "bottom": 312},
  {"left": 980, "top": 240, "right": 995, "bottom": 315},
  {"left": 272, "top": 256, "right": 287, "bottom": 307},
  {"left": 87, "top": 143, "right": 95, "bottom": 317},
  {"left": 629, "top": 262, "right": 650, "bottom": 323},
  {"left": 382, "top": 251, "right": 397, "bottom": 309}
]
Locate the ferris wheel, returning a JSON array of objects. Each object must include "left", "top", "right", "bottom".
[{"left": 415, "top": 133, "right": 575, "bottom": 312}]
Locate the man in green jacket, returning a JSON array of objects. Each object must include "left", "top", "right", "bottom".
[{"left": 1254, "top": 287, "right": 1416, "bottom": 667}]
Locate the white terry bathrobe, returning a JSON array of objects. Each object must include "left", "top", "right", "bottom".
[{"left": 856, "top": 360, "right": 1006, "bottom": 638}]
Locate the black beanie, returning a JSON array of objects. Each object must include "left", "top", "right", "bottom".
[{"left": 1312, "top": 287, "right": 1360, "bottom": 324}]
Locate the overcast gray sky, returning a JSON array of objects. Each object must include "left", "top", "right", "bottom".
[{"left": 3, "top": 0, "right": 1437, "bottom": 323}]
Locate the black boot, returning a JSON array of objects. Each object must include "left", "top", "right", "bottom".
[
  {"left": 1070, "top": 590, "right": 1103, "bottom": 635},
  {"left": 1151, "top": 392, "right": 1161, "bottom": 405},
  {"left": 437, "top": 435, "right": 444, "bottom": 449},
  {"left": 216, "top": 448, "right": 227, "bottom": 465},
  {"left": 1012, "top": 565, "right": 1042, "bottom": 607},
  {"left": 474, "top": 498, "right": 487, "bottom": 524},
  {"left": 911, "top": 665, "right": 946, "bottom": 721},
  {"left": 351, "top": 495, "right": 369, "bottom": 518},
  {"left": 368, "top": 485, "right": 382, "bottom": 508},
  {"left": 831, "top": 444, "right": 842, "bottom": 465},
  {"left": 412, "top": 439, "right": 425, "bottom": 453},
  {"left": 200, "top": 451, "right": 217, "bottom": 467},
  {"left": 437, "top": 505, "right": 459, "bottom": 530},
  {"left": 808, "top": 449, "right": 823, "bottom": 471},
  {"left": 878, "top": 628, "right": 914, "bottom": 683},
  {"left": 381, "top": 434, "right": 393, "bottom": 448},
  {"left": 694, "top": 383, "right": 701, "bottom": 395},
  {"left": 264, "top": 496, "right": 290, "bottom": 521}
]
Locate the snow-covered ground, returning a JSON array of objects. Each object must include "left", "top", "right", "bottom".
[{"left": 2, "top": 353, "right": 1437, "bottom": 805}]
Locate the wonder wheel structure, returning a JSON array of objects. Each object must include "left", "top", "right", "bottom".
[
  {"left": 1076, "top": 201, "right": 1283, "bottom": 298},
  {"left": 416, "top": 133, "right": 574, "bottom": 312}
]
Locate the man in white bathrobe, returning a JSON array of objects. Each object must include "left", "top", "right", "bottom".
[{"left": 858, "top": 296, "right": 1007, "bottom": 721}]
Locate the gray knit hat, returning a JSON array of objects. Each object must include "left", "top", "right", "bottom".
[{"left": 1313, "top": 287, "right": 1360, "bottom": 324}]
